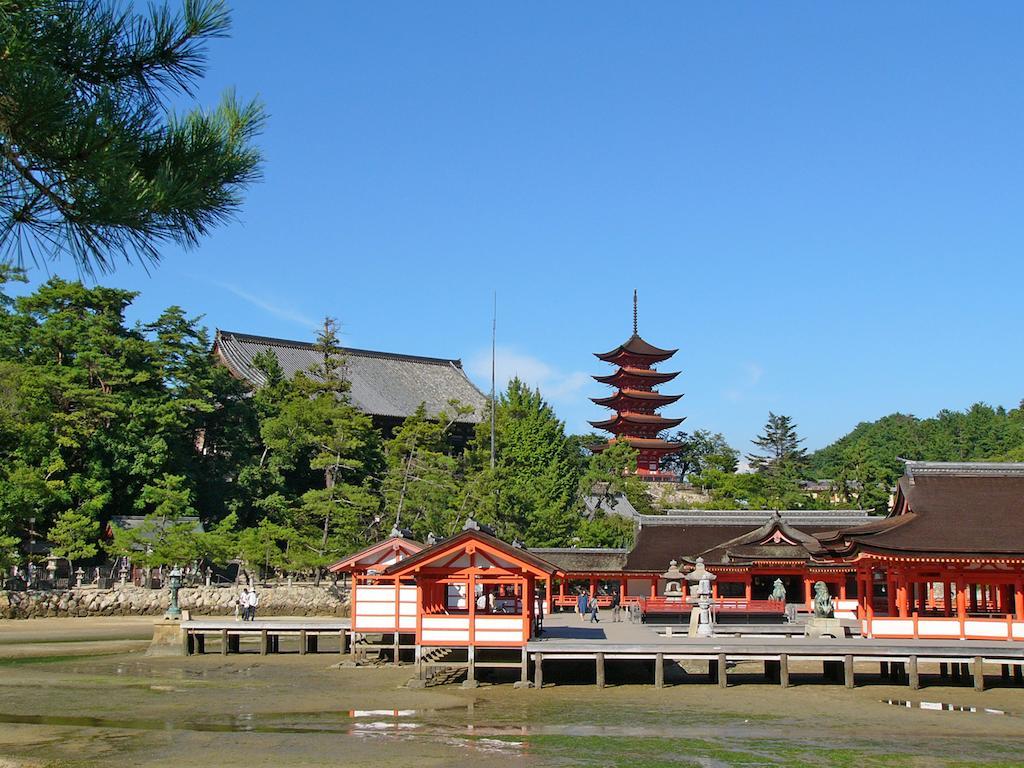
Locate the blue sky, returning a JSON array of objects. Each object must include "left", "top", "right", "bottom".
[{"left": 15, "top": 2, "right": 1024, "bottom": 455}]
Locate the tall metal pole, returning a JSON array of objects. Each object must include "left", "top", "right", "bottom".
[{"left": 490, "top": 292, "right": 496, "bottom": 470}]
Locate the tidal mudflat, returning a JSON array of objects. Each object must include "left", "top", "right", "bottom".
[{"left": 1, "top": 619, "right": 1023, "bottom": 767}]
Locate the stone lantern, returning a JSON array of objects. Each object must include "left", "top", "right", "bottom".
[
  {"left": 661, "top": 560, "right": 686, "bottom": 601},
  {"left": 119, "top": 558, "right": 129, "bottom": 585},
  {"left": 74, "top": 567, "right": 84, "bottom": 588},
  {"left": 45, "top": 555, "right": 58, "bottom": 585},
  {"left": 685, "top": 557, "right": 717, "bottom": 638},
  {"left": 165, "top": 566, "right": 183, "bottom": 620}
]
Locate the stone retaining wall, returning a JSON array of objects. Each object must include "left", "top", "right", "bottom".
[{"left": 0, "top": 583, "right": 349, "bottom": 619}]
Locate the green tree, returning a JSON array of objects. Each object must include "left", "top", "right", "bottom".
[
  {"left": 259, "top": 318, "right": 380, "bottom": 577},
  {"left": 379, "top": 401, "right": 471, "bottom": 541},
  {"left": 0, "top": 0, "right": 264, "bottom": 274},
  {"left": 48, "top": 509, "right": 100, "bottom": 573},
  {"left": 663, "top": 429, "right": 739, "bottom": 480},
  {"left": 463, "top": 378, "right": 581, "bottom": 546}
]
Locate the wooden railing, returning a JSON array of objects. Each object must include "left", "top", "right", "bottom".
[{"left": 638, "top": 597, "right": 786, "bottom": 616}]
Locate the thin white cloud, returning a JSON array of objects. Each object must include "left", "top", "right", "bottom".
[
  {"left": 722, "top": 361, "right": 764, "bottom": 402},
  {"left": 468, "top": 346, "right": 591, "bottom": 406},
  {"left": 218, "top": 283, "right": 319, "bottom": 331}
]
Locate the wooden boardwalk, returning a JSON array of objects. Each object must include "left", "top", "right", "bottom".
[
  {"left": 527, "top": 614, "right": 1024, "bottom": 690},
  {"left": 182, "top": 618, "right": 350, "bottom": 656}
]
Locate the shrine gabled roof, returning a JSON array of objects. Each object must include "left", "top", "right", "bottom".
[
  {"left": 326, "top": 536, "right": 424, "bottom": 574},
  {"left": 813, "top": 462, "right": 1024, "bottom": 558},
  {"left": 214, "top": 330, "right": 486, "bottom": 422},
  {"left": 384, "top": 528, "right": 561, "bottom": 578},
  {"left": 624, "top": 521, "right": 842, "bottom": 572},
  {"left": 595, "top": 334, "right": 677, "bottom": 362}
]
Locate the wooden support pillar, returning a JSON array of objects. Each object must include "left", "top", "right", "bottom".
[
  {"left": 654, "top": 653, "right": 664, "bottom": 688},
  {"left": 974, "top": 656, "right": 985, "bottom": 692},
  {"left": 1015, "top": 579, "right": 1024, "bottom": 620},
  {"left": 650, "top": 577, "right": 657, "bottom": 598},
  {"left": 779, "top": 654, "right": 789, "bottom": 688},
  {"left": 339, "top": 630, "right": 348, "bottom": 655},
  {"left": 744, "top": 576, "right": 752, "bottom": 601},
  {"left": 466, "top": 645, "right": 476, "bottom": 684},
  {"left": 718, "top": 653, "right": 728, "bottom": 689},
  {"left": 595, "top": 653, "right": 605, "bottom": 688},
  {"left": 803, "top": 577, "right": 813, "bottom": 611},
  {"left": 520, "top": 647, "right": 529, "bottom": 684},
  {"left": 908, "top": 656, "right": 919, "bottom": 690},
  {"left": 589, "top": 578, "right": 596, "bottom": 600},
  {"left": 534, "top": 653, "right": 543, "bottom": 688},
  {"left": 299, "top": 630, "right": 307, "bottom": 656},
  {"left": 844, "top": 655, "right": 854, "bottom": 689},
  {"left": 260, "top": 629, "right": 268, "bottom": 656},
  {"left": 220, "top": 628, "right": 228, "bottom": 656},
  {"left": 839, "top": 581, "right": 847, "bottom": 600}
]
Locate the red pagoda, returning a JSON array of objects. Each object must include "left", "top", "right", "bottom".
[{"left": 590, "top": 291, "right": 683, "bottom": 480}]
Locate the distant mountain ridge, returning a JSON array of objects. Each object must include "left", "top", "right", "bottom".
[{"left": 808, "top": 401, "right": 1024, "bottom": 493}]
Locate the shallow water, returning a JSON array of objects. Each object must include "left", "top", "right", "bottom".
[{"left": 882, "top": 699, "right": 1009, "bottom": 715}]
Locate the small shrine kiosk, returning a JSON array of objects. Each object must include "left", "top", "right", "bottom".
[{"left": 360, "top": 524, "right": 565, "bottom": 651}]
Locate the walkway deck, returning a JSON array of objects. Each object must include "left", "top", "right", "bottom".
[{"left": 527, "top": 614, "right": 1024, "bottom": 690}]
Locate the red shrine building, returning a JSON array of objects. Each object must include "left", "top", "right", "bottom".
[
  {"left": 590, "top": 292, "right": 683, "bottom": 479},
  {"left": 332, "top": 462, "right": 1024, "bottom": 656}
]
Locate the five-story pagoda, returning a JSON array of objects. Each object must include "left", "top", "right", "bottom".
[{"left": 590, "top": 291, "right": 683, "bottom": 480}]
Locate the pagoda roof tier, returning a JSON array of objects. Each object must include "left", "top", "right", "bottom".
[
  {"left": 589, "top": 412, "right": 685, "bottom": 432},
  {"left": 591, "top": 389, "right": 683, "bottom": 410},
  {"left": 595, "top": 333, "right": 677, "bottom": 364},
  {"left": 591, "top": 436, "right": 684, "bottom": 454},
  {"left": 593, "top": 367, "right": 680, "bottom": 387}
]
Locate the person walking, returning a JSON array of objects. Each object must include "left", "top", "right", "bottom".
[
  {"left": 576, "top": 590, "right": 588, "bottom": 621},
  {"left": 610, "top": 593, "right": 621, "bottom": 622},
  {"left": 236, "top": 587, "right": 248, "bottom": 621},
  {"left": 589, "top": 598, "right": 600, "bottom": 623},
  {"left": 246, "top": 587, "right": 259, "bottom": 621}
]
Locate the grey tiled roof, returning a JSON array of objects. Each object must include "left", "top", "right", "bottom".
[
  {"left": 638, "top": 509, "right": 872, "bottom": 527},
  {"left": 214, "top": 330, "right": 486, "bottom": 423}
]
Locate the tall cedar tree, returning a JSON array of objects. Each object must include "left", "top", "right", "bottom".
[
  {"left": 463, "top": 378, "right": 580, "bottom": 546},
  {"left": 747, "top": 412, "right": 808, "bottom": 508},
  {"left": 260, "top": 318, "right": 380, "bottom": 577},
  {"left": 0, "top": 0, "right": 264, "bottom": 274}
]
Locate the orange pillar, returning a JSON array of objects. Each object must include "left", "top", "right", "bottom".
[
  {"left": 897, "top": 576, "right": 908, "bottom": 618},
  {"left": 1015, "top": 579, "right": 1024, "bottom": 621},
  {"left": 839, "top": 581, "right": 847, "bottom": 600},
  {"left": 650, "top": 577, "right": 657, "bottom": 598},
  {"left": 589, "top": 578, "right": 596, "bottom": 600},
  {"left": 803, "top": 577, "right": 813, "bottom": 611},
  {"left": 744, "top": 576, "right": 752, "bottom": 601},
  {"left": 956, "top": 578, "right": 967, "bottom": 619}
]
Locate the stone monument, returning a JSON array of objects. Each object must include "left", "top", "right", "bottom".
[
  {"left": 770, "top": 578, "right": 786, "bottom": 602},
  {"left": 147, "top": 566, "right": 186, "bottom": 656},
  {"left": 804, "top": 580, "right": 845, "bottom": 638},
  {"left": 685, "top": 557, "right": 717, "bottom": 638}
]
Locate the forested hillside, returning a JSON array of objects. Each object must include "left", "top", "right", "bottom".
[{"left": 808, "top": 403, "right": 1024, "bottom": 498}]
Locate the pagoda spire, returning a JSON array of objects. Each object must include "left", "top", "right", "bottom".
[{"left": 591, "top": 293, "right": 683, "bottom": 480}]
